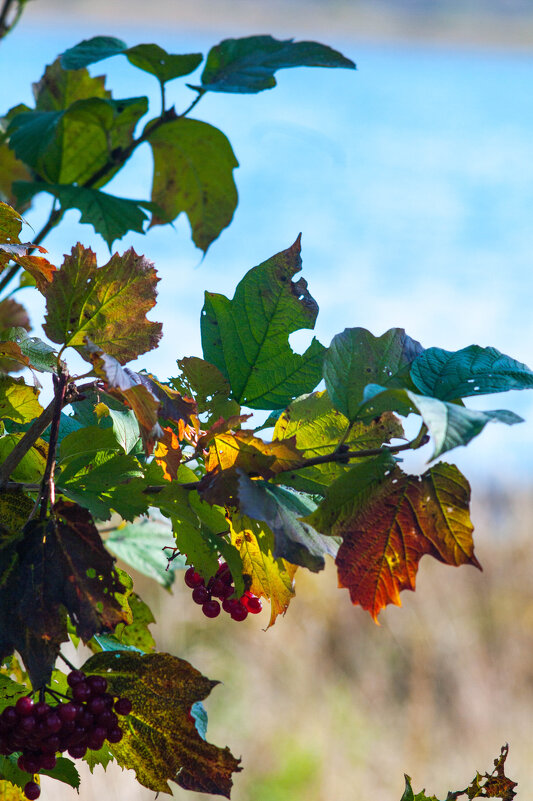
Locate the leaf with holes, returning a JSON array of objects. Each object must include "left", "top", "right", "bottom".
[
  {"left": 201, "top": 236, "right": 325, "bottom": 408},
  {"left": 81, "top": 650, "right": 241, "bottom": 796},
  {"left": 0, "top": 500, "right": 128, "bottom": 687},
  {"left": 147, "top": 118, "right": 238, "bottom": 253},
  {"left": 43, "top": 244, "right": 161, "bottom": 363}
]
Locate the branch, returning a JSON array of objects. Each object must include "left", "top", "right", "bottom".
[
  {"left": 38, "top": 369, "right": 69, "bottom": 518},
  {"left": 0, "top": 0, "right": 21, "bottom": 41}
]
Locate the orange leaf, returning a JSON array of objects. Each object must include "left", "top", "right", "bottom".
[{"left": 154, "top": 426, "right": 182, "bottom": 481}]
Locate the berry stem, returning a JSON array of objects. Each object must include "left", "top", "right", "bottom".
[{"left": 58, "top": 652, "right": 77, "bottom": 671}]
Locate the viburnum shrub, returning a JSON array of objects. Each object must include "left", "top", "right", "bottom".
[{"left": 0, "top": 25, "right": 525, "bottom": 801}]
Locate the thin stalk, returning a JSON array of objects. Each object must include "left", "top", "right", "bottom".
[
  {"left": 57, "top": 652, "right": 76, "bottom": 672},
  {"left": 39, "top": 369, "right": 69, "bottom": 519},
  {"left": 0, "top": 0, "right": 20, "bottom": 40}
]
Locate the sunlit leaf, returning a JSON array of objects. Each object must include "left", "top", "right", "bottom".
[
  {"left": 153, "top": 426, "right": 182, "bottom": 481},
  {"left": 0, "top": 434, "right": 47, "bottom": 482},
  {"left": 173, "top": 357, "right": 240, "bottom": 423},
  {"left": 202, "top": 236, "right": 325, "bottom": 408},
  {"left": 148, "top": 118, "right": 238, "bottom": 252},
  {"left": 105, "top": 518, "right": 181, "bottom": 588},
  {"left": 44, "top": 244, "right": 161, "bottom": 363},
  {"left": 200, "top": 35, "right": 355, "bottom": 93},
  {"left": 411, "top": 344, "right": 533, "bottom": 400},
  {"left": 0, "top": 500, "right": 128, "bottom": 686},
  {"left": 82, "top": 651, "right": 241, "bottom": 796}
]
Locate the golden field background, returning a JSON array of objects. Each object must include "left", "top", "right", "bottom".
[{"left": 41, "top": 485, "right": 533, "bottom": 801}]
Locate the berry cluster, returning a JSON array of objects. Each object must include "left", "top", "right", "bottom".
[
  {"left": 184, "top": 562, "right": 263, "bottom": 621},
  {"left": 0, "top": 670, "right": 132, "bottom": 800}
]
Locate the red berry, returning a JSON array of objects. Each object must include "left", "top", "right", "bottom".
[
  {"left": 33, "top": 702, "right": 50, "bottom": 718},
  {"left": 210, "top": 578, "right": 231, "bottom": 599},
  {"left": 230, "top": 602, "right": 248, "bottom": 622},
  {"left": 106, "top": 727, "right": 123, "bottom": 743},
  {"left": 41, "top": 735, "right": 60, "bottom": 753},
  {"left": 68, "top": 744, "right": 87, "bottom": 759},
  {"left": 87, "top": 731, "right": 106, "bottom": 751},
  {"left": 244, "top": 596, "right": 262, "bottom": 614},
  {"left": 72, "top": 682, "right": 91, "bottom": 702},
  {"left": 202, "top": 599, "right": 221, "bottom": 618},
  {"left": 20, "top": 716, "right": 36, "bottom": 734},
  {"left": 40, "top": 753, "right": 56, "bottom": 771},
  {"left": 67, "top": 670, "right": 85, "bottom": 687},
  {"left": 1, "top": 706, "right": 17, "bottom": 728},
  {"left": 114, "top": 698, "right": 132, "bottom": 716},
  {"left": 44, "top": 712, "right": 61, "bottom": 734},
  {"left": 191, "top": 586, "right": 210, "bottom": 605},
  {"left": 184, "top": 567, "right": 204, "bottom": 589},
  {"left": 23, "top": 781, "right": 40, "bottom": 800},
  {"left": 88, "top": 697, "right": 106, "bottom": 716},
  {"left": 87, "top": 675, "right": 107, "bottom": 695},
  {"left": 58, "top": 702, "right": 77, "bottom": 723},
  {"left": 23, "top": 753, "right": 42, "bottom": 774},
  {"left": 16, "top": 696, "right": 34, "bottom": 717}
]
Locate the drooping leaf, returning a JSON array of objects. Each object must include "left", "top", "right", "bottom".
[
  {"left": 0, "top": 434, "right": 47, "bottom": 483},
  {"left": 202, "top": 236, "right": 325, "bottom": 408},
  {"left": 0, "top": 500, "right": 128, "bottom": 686},
  {"left": 44, "top": 244, "right": 161, "bottom": 363},
  {"left": 81, "top": 650, "right": 241, "bottom": 796},
  {"left": 61, "top": 36, "right": 203, "bottom": 84},
  {"left": 137, "top": 373, "right": 197, "bottom": 430},
  {"left": 323, "top": 327, "right": 424, "bottom": 422},
  {"left": 310, "top": 459, "right": 480, "bottom": 620},
  {"left": 105, "top": 518, "right": 182, "bottom": 588},
  {"left": 229, "top": 513, "right": 296, "bottom": 627},
  {"left": 147, "top": 118, "right": 238, "bottom": 252},
  {"left": 0, "top": 375, "right": 42, "bottom": 423},
  {"left": 273, "top": 390, "right": 404, "bottom": 493},
  {"left": 6, "top": 327, "right": 58, "bottom": 373},
  {"left": 237, "top": 474, "right": 337, "bottom": 572},
  {"left": 200, "top": 35, "right": 355, "bottom": 93},
  {"left": 410, "top": 344, "right": 533, "bottom": 401}
]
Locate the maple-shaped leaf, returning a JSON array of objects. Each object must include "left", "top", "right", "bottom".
[
  {"left": 86, "top": 345, "right": 162, "bottom": 454},
  {"left": 237, "top": 474, "right": 338, "bottom": 572},
  {"left": 323, "top": 327, "right": 424, "bottom": 422},
  {"left": 308, "top": 457, "right": 480, "bottom": 620},
  {"left": 0, "top": 500, "right": 128, "bottom": 687},
  {"left": 465, "top": 745, "right": 517, "bottom": 801},
  {"left": 201, "top": 236, "right": 325, "bottom": 409},
  {"left": 147, "top": 118, "right": 238, "bottom": 253},
  {"left": 273, "top": 390, "right": 404, "bottom": 493},
  {"left": 43, "top": 244, "right": 161, "bottom": 363},
  {"left": 230, "top": 512, "right": 296, "bottom": 626},
  {"left": 81, "top": 651, "right": 241, "bottom": 796}
]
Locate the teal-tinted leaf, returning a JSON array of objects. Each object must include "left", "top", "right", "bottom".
[
  {"left": 61, "top": 36, "right": 128, "bottom": 69},
  {"left": 126, "top": 45, "right": 202, "bottom": 84},
  {"left": 323, "top": 327, "right": 424, "bottom": 422},
  {"left": 105, "top": 519, "right": 183, "bottom": 588},
  {"left": 92, "top": 633, "right": 142, "bottom": 653},
  {"left": 8, "top": 110, "right": 62, "bottom": 168},
  {"left": 14, "top": 183, "right": 155, "bottom": 249},
  {"left": 410, "top": 344, "right": 533, "bottom": 401},
  {"left": 201, "top": 236, "right": 325, "bottom": 409},
  {"left": 7, "top": 327, "right": 57, "bottom": 372},
  {"left": 201, "top": 35, "right": 355, "bottom": 93},
  {"left": 108, "top": 408, "right": 141, "bottom": 454},
  {"left": 237, "top": 474, "right": 337, "bottom": 572},
  {"left": 190, "top": 701, "right": 208, "bottom": 740},
  {"left": 41, "top": 757, "right": 80, "bottom": 789},
  {"left": 147, "top": 118, "right": 238, "bottom": 252}
]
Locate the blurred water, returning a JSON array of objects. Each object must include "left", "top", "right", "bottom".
[{"left": 2, "top": 22, "right": 533, "bottom": 484}]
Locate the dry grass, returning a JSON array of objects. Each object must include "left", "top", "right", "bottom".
[{"left": 40, "top": 484, "right": 533, "bottom": 801}]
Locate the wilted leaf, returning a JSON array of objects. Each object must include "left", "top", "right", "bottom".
[
  {"left": 311, "top": 460, "right": 480, "bottom": 620},
  {"left": 200, "top": 35, "right": 355, "bottom": 93},
  {"left": 81, "top": 650, "right": 241, "bottom": 796},
  {"left": 273, "top": 390, "right": 404, "bottom": 493},
  {"left": 0, "top": 500, "right": 128, "bottom": 686},
  {"left": 230, "top": 513, "right": 296, "bottom": 626},
  {"left": 465, "top": 744, "right": 517, "bottom": 801},
  {"left": 202, "top": 236, "right": 325, "bottom": 408},
  {"left": 411, "top": 344, "right": 533, "bottom": 400},
  {"left": 44, "top": 244, "right": 161, "bottom": 363},
  {"left": 105, "top": 518, "right": 181, "bottom": 588},
  {"left": 323, "top": 327, "right": 424, "bottom": 422},
  {"left": 237, "top": 474, "right": 337, "bottom": 572},
  {"left": 148, "top": 118, "right": 238, "bottom": 253}
]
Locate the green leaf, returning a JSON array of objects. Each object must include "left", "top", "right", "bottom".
[
  {"left": 105, "top": 519, "right": 182, "bottom": 588},
  {"left": 92, "top": 593, "right": 156, "bottom": 654},
  {"left": 200, "top": 35, "right": 355, "bottom": 93},
  {"left": 411, "top": 344, "right": 533, "bottom": 401},
  {"left": 0, "top": 434, "right": 47, "bottom": 482},
  {"left": 201, "top": 236, "right": 325, "bottom": 409},
  {"left": 15, "top": 183, "right": 156, "bottom": 249},
  {"left": 0, "top": 491, "right": 34, "bottom": 538},
  {"left": 43, "top": 243, "right": 162, "bottom": 362},
  {"left": 237, "top": 474, "right": 338, "bottom": 572},
  {"left": 147, "top": 118, "right": 238, "bottom": 252},
  {"left": 0, "top": 201, "right": 23, "bottom": 244},
  {"left": 0, "top": 500, "right": 128, "bottom": 687},
  {"left": 107, "top": 408, "right": 141, "bottom": 454},
  {"left": 58, "top": 425, "right": 120, "bottom": 464},
  {"left": 6, "top": 327, "right": 58, "bottom": 372},
  {"left": 323, "top": 327, "right": 424, "bottom": 422},
  {"left": 61, "top": 37, "right": 203, "bottom": 84},
  {"left": 126, "top": 45, "right": 202, "bottom": 84},
  {"left": 0, "top": 755, "right": 30, "bottom": 790},
  {"left": 81, "top": 651, "right": 241, "bottom": 796},
  {"left": 0, "top": 141, "right": 33, "bottom": 209},
  {"left": 33, "top": 58, "right": 109, "bottom": 112},
  {"left": 273, "top": 390, "right": 404, "bottom": 493},
  {"left": 40, "top": 757, "right": 80, "bottom": 789},
  {"left": 61, "top": 36, "right": 129, "bottom": 69},
  {"left": 0, "top": 375, "right": 42, "bottom": 423},
  {"left": 0, "top": 674, "right": 28, "bottom": 713},
  {"left": 83, "top": 740, "right": 114, "bottom": 772}
]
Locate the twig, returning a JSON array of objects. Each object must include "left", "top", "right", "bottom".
[
  {"left": 0, "top": 0, "right": 21, "bottom": 40},
  {"left": 39, "top": 369, "right": 69, "bottom": 519}
]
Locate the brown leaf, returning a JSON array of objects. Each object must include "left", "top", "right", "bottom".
[{"left": 154, "top": 426, "right": 182, "bottom": 481}]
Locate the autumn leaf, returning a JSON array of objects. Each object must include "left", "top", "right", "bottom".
[
  {"left": 0, "top": 500, "right": 128, "bottom": 686},
  {"left": 0, "top": 491, "right": 34, "bottom": 538},
  {"left": 230, "top": 513, "right": 296, "bottom": 626},
  {"left": 308, "top": 458, "right": 480, "bottom": 620},
  {"left": 82, "top": 651, "right": 241, "bottom": 796},
  {"left": 44, "top": 244, "right": 161, "bottom": 363},
  {"left": 154, "top": 426, "right": 182, "bottom": 481},
  {"left": 173, "top": 356, "right": 241, "bottom": 423},
  {"left": 201, "top": 236, "right": 325, "bottom": 409}
]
